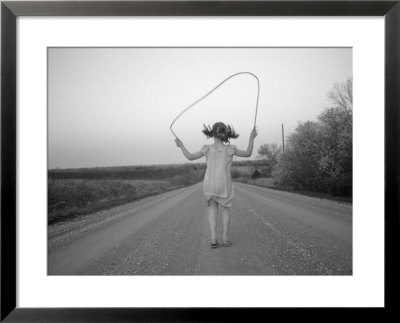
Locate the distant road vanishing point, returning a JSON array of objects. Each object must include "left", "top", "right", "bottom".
[{"left": 48, "top": 182, "right": 352, "bottom": 275}]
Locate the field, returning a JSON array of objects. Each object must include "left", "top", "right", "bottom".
[
  {"left": 48, "top": 160, "right": 279, "bottom": 225},
  {"left": 48, "top": 164, "right": 205, "bottom": 224}
]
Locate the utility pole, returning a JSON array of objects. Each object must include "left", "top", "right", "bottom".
[{"left": 282, "top": 123, "right": 285, "bottom": 151}]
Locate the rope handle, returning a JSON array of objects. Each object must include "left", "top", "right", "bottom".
[{"left": 170, "top": 72, "right": 260, "bottom": 139}]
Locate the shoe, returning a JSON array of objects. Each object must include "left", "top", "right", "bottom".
[
  {"left": 210, "top": 240, "right": 219, "bottom": 249},
  {"left": 222, "top": 239, "right": 232, "bottom": 247}
]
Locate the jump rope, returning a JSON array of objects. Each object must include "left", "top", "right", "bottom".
[{"left": 169, "top": 72, "right": 260, "bottom": 140}]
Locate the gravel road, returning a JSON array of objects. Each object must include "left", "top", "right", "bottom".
[{"left": 48, "top": 182, "right": 352, "bottom": 275}]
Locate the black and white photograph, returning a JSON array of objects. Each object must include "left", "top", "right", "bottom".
[{"left": 47, "top": 47, "right": 352, "bottom": 276}]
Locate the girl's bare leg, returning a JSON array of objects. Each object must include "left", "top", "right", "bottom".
[
  {"left": 208, "top": 200, "right": 218, "bottom": 241},
  {"left": 221, "top": 206, "right": 230, "bottom": 242}
]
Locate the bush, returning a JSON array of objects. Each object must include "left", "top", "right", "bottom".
[{"left": 251, "top": 169, "right": 262, "bottom": 179}]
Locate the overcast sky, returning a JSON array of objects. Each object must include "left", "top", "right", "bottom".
[{"left": 48, "top": 47, "right": 352, "bottom": 169}]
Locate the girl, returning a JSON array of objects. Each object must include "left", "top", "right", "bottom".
[{"left": 175, "top": 122, "right": 257, "bottom": 248}]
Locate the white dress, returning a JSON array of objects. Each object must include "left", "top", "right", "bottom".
[{"left": 201, "top": 143, "right": 236, "bottom": 208}]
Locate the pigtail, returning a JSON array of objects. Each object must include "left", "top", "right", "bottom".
[
  {"left": 227, "top": 125, "right": 239, "bottom": 140},
  {"left": 202, "top": 124, "right": 214, "bottom": 138}
]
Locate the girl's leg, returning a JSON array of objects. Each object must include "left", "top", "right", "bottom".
[
  {"left": 208, "top": 200, "right": 218, "bottom": 242},
  {"left": 221, "top": 206, "right": 230, "bottom": 243}
]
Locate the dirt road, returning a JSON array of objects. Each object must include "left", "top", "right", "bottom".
[{"left": 48, "top": 182, "right": 352, "bottom": 275}]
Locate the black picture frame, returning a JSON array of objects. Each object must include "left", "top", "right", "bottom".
[{"left": 1, "top": 0, "right": 399, "bottom": 321}]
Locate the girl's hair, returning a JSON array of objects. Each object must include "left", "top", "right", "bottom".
[{"left": 202, "top": 122, "right": 239, "bottom": 143}]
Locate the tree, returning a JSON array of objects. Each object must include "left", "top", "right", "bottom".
[
  {"left": 272, "top": 77, "right": 353, "bottom": 196},
  {"left": 257, "top": 143, "right": 282, "bottom": 177},
  {"left": 327, "top": 77, "right": 353, "bottom": 111},
  {"left": 257, "top": 143, "right": 281, "bottom": 164},
  {"left": 318, "top": 106, "right": 352, "bottom": 195},
  {"left": 282, "top": 121, "right": 323, "bottom": 190}
]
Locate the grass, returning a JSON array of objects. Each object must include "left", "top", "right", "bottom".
[
  {"left": 48, "top": 178, "right": 194, "bottom": 225},
  {"left": 48, "top": 164, "right": 205, "bottom": 225},
  {"left": 234, "top": 177, "right": 352, "bottom": 204}
]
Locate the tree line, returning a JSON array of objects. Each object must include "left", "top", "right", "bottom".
[{"left": 258, "top": 78, "right": 352, "bottom": 197}]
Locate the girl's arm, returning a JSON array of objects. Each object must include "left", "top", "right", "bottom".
[
  {"left": 234, "top": 128, "right": 258, "bottom": 157},
  {"left": 175, "top": 139, "right": 204, "bottom": 161}
]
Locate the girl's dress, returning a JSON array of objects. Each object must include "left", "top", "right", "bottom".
[{"left": 201, "top": 143, "right": 236, "bottom": 208}]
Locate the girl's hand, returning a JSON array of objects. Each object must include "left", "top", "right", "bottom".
[
  {"left": 175, "top": 138, "right": 184, "bottom": 148},
  {"left": 250, "top": 127, "right": 258, "bottom": 140}
]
